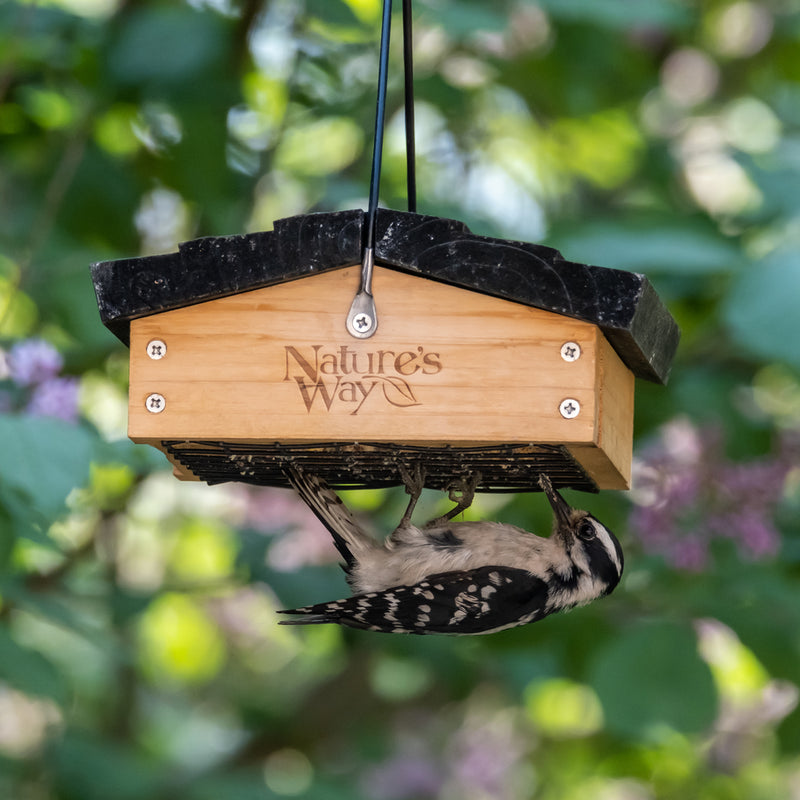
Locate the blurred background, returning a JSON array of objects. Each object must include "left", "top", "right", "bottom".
[{"left": 2, "top": 0, "right": 800, "bottom": 797}]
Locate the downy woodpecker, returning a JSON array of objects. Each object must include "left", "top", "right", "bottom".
[{"left": 278, "top": 466, "right": 623, "bottom": 635}]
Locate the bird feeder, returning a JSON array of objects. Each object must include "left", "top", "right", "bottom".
[
  {"left": 90, "top": 1, "right": 678, "bottom": 494},
  {"left": 90, "top": 207, "right": 679, "bottom": 493}
]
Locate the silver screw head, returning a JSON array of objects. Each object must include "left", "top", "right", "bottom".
[
  {"left": 351, "top": 312, "right": 374, "bottom": 334},
  {"left": 147, "top": 340, "right": 167, "bottom": 360},
  {"left": 559, "top": 398, "right": 581, "bottom": 419},
  {"left": 346, "top": 287, "right": 378, "bottom": 339},
  {"left": 145, "top": 393, "right": 166, "bottom": 414},
  {"left": 560, "top": 342, "right": 581, "bottom": 362}
]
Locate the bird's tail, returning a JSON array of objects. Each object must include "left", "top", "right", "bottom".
[
  {"left": 284, "top": 465, "right": 377, "bottom": 574},
  {"left": 277, "top": 599, "right": 386, "bottom": 632},
  {"left": 277, "top": 605, "right": 335, "bottom": 626}
]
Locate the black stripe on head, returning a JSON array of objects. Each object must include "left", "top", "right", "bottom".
[{"left": 582, "top": 520, "right": 624, "bottom": 594}]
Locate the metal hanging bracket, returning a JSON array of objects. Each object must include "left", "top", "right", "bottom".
[{"left": 346, "top": 246, "right": 378, "bottom": 338}]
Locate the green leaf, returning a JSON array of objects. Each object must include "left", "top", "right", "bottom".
[
  {"left": 0, "top": 626, "right": 68, "bottom": 705},
  {"left": 108, "top": 6, "right": 229, "bottom": 87},
  {"left": 305, "top": 0, "right": 364, "bottom": 27},
  {"left": 0, "top": 276, "right": 38, "bottom": 337},
  {"left": 0, "top": 416, "right": 93, "bottom": 531},
  {"left": 0, "top": 580, "right": 109, "bottom": 647},
  {"left": 424, "top": 2, "right": 510, "bottom": 36},
  {"left": 0, "top": 506, "right": 15, "bottom": 569},
  {"left": 49, "top": 732, "right": 165, "bottom": 800},
  {"left": 92, "top": 436, "right": 168, "bottom": 475},
  {"left": 31, "top": 246, "right": 122, "bottom": 350},
  {"left": 550, "top": 220, "right": 745, "bottom": 275},
  {"left": 534, "top": 0, "right": 691, "bottom": 29},
  {"left": 186, "top": 771, "right": 280, "bottom": 800},
  {"left": 588, "top": 621, "right": 718, "bottom": 739},
  {"left": 723, "top": 249, "right": 800, "bottom": 370}
]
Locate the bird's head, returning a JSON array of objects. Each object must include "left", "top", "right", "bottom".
[{"left": 538, "top": 474, "right": 624, "bottom": 593}]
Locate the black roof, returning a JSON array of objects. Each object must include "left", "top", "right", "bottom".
[{"left": 91, "top": 208, "right": 679, "bottom": 384}]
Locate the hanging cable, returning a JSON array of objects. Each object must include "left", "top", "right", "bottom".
[
  {"left": 347, "top": 0, "right": 393, "bottom": 339},
  {"left": 402, "top": 0, "right": 416, "bottom": 212},
  {"left": 365, "top": 0, "right": 393, "bottom": 258}
]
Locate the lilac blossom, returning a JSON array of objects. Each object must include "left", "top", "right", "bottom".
[
  {"left": 25, "top": 377, "right": 80, "bottom": 423},
  {"left": 359, "top": 720, "right": 445, "bottom": 800},
  {"left": 7, "top": 339, "right": 63, "bottom": 387},
  {"left": 445, "top": 710, "right": 529, "bottom": 799},
  {"left": 1, "top": 339, "right": 81, "bottom": 422},
  {"left": 361, "top": 701, "right": 534, "bottom": 800},
  {"left": 361, "top": 751, "right": 443, "bottom": 800},
  {"left": 363, "top": 706, "right": 532, "bottom": 800},
  {"left": 629, "top": 418, "right": 793, "bottom": 570}
]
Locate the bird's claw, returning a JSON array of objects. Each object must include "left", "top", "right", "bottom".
[
  {"left": 398, "top": 462, "right": 425, "bottom": 496},
  {"left": 426, "top": 471, "right": 482, "bottom": 526},
  {"left": 397, "top": 462, "right": 426, "bottom": 526}
]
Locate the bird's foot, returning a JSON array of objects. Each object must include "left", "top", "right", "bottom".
[
  {"left": 397, "top": 462, "right": 426, "bottom": 526},
  {"left": 426, "top": 471, "right": 482, "bottom": 527}
]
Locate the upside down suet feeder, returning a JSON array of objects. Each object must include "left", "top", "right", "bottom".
[{"left": 90, "top": 1, "right": 679, "bottom": 496}]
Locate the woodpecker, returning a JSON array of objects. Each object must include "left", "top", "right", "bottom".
[{"left": 278, "top": 465, "right": 623, "bottom": 635}]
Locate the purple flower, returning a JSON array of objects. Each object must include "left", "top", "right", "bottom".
[
  {"left": 361, "top": 754, "right": 443, "bottom": 800},
  {"left": 447, "top": 718, "right": 526, "bottom": 798},
  {"left": 670, "top": 536, "right": 709, "bottom": 572},
  {"left": 26, "top": 377, "right": 80, "bottom": 422},
  {"left": 730, "top": 511, "right": 780, "bottom": 560},
  {"left": 7, "top": 339, "right": 64, "bottom": 387},
  {"left": 628, "top": 419, "right": 793, "bottom": 571}
]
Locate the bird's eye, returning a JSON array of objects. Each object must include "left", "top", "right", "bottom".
[{"left": 578, "top": 520, "right": 595, "bottom": 540}]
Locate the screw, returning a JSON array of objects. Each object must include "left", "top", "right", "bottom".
[
  {"left": 147, "top": 340, "right": 167, "bottom": 360},
  {"left": 352, "top": 313, "right": 373, "bottom": 333},
  {"left": 145, "top": 393, "right": 166, "bottom": 414},
  {"left": 559, "top": 398, "right": 581, "bottom": 419},
  {"left": 560, "top": 342, "right": 581, "bottom": 362}
]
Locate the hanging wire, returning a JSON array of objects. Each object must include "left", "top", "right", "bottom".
[
  {"left": 347, "top": 0, "right": 393, "bottom": 339},
  {"left": 364, "top": 0, "right": 416, "bottom": 251},
  {"left": 348, "top": 0, "right": 416, "bottom": 339},
  {"left": 402, "top": 0, "right": 417, "bottom": 212},
  {"left": 364, "top": 0, "right": 394, "bottom": 259}
]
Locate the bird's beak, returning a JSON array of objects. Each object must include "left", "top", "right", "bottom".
[{"left": 538, "top": 474, "right": 573, "bottom": 537}]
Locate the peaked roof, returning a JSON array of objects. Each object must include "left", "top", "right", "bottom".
[{"left": 91, "top": 208, "right": 679, "bottom": 384}]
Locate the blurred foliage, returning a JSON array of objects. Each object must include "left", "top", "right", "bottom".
[{"left": 1, "top": 0, "right": 800, "bottom": 797}]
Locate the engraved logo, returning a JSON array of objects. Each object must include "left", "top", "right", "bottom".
[{"left": 283, "top": 345, "right": 442, "bottom": 415}]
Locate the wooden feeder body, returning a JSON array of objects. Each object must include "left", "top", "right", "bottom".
[
  {"left": 130, "top": 264, "right": 633, "bottom": 489},
  {"left": 93, "top": 210, "right": 678, "bottom": 493}
]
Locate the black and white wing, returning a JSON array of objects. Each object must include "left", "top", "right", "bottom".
[{"left": 278, "top": 566, "right": 551, "bottom": 635}]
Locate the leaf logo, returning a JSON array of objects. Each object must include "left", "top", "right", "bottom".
[{"left": 371, "top": 375, "right": 422, "bottom": 407}]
